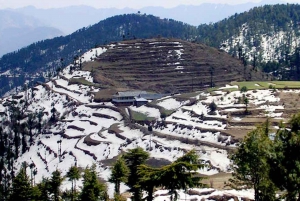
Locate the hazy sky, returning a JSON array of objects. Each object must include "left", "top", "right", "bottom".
[{"left": 0, "top": 0, "right": 299, "bottom": 9}]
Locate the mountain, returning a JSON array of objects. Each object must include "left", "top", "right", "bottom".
[
  {"left": 15, "top": 5, "right": 135, "bottom": 34},
  {"left": 2, "top": 4, "right": 300, "bottom": 96},
  {"left": 196, "top": 4, "right": 300, "bottom": 80},
  {"left": 0, "top": 44, "right": 294, "bottom": 199},
  {"left": 86, "top": 38, "right": 263, "bottom": 94},
  {"left": 14, "top": 0, "right": 284, "bottom": 34},
  {"left": 0, "top": 10, "right": 64, "bottom": 56},
  {"left": 140, "top": 0, "right": 284, "bottom": 27},
  {"left": 0, "top": 14, "right": 198, "bottom": 96}
]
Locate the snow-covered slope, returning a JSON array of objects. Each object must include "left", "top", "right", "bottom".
[
  {"left": 220, "top": 22, "right": 300, "bottom": 63},
  {"left": 0, "top": 47, "right": 296, "bottom": 200}
]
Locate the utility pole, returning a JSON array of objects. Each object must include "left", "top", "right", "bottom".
[
  {"left": 29, "top": 163, "right": 35, "bottom": 186},
  {"left": 148, "top": 125, "right": 153, "bottom": 151},
  {"left": 57, "top": 140, "right": 62, "bottom": 162}
]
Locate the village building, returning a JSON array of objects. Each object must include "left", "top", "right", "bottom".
[{"left": 112, "top": 90, "right": 167, "bottom": 106}]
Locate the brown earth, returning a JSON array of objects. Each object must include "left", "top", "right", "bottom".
[
  {"left": 202, "top": 172, "right": 233, "bottom": 190},
  {"left": 83, "top": 38, "right": 266, "bottom": 94},
  {"left": 278, "top": 91, "right": 300, "bottom": 117}
]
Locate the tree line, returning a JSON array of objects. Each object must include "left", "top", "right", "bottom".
[
  {"left": 229, "top": 114, "right": 300, "bottom": 201},
  {"left": 2, "top": 98, "right": 300, "bottom": 200},
  {"left": 0, "top": 148, "right": 205, "bottom": 201},
  {"left": 0, "top": 13, "right": 197, "bottom": 96}
]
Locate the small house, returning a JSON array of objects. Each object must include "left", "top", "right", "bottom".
[
  {"left": 112, "top": 90, "right": 168, "bottom": 106},
  {"left": 112, "top": 91, "right": 147, "bottom": 106},
  {"left": 134, "top": 97, "right": 148, "bottom": 107}
]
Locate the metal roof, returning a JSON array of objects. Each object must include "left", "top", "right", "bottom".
[
  {"left": 134, "top": 97, "right": 148, "bottom": 102},
  {"left": 140, "top": 93, "right": 167, "bottom": 100},
  {"left": 112, "top": 98, "right": 135, "bottom": 103},
  {"left": 116, "top": 91, "right": 147, "bottom": 97}
]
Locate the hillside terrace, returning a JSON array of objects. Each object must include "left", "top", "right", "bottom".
[{"left": 112, "top": 90, "right": 168, "bottom": 106}]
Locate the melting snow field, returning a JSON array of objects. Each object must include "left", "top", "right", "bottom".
[
  {"left": 0, "top": 44, "right": 297, "bottom": 200},
  {"left": 157, "top": 97, "right": 189, "bottom": 110},
  {"left": 152, "top": 188, "right": 254, "bottom": 201}
]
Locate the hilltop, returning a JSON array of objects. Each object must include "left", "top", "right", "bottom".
[
  {"left": 0, "top": 46, "right": 300, "bottom": 199},
  {"left": 0, "top": 14, "right": 197, "bottom": 96},
  {"left": 83, "top": 38, "right": 265, "bottom": 94},
  {"left": 196, "top": 4, "right": 300, "bottom": 79},
  {"left": 3, "top": 5, "right": 300, "bottom": 95}
]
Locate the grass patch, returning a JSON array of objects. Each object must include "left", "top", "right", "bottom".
[
  {"left": 270, "top": 81, "right": 300, "bottom": 89},
  {"left": 231, "top": 81, "right": 264, "bottom": 90},
  {"left": 69, "top": 78, "right": 95, "bottom": 86},
  {"left": 231, "top": 81, "right": 300, "bottom": 90},
  {"left": 130, "top": 110, "right": 155, "bottom": 121},
  {"left": 160, "top": 108, "right": 175, "bottom": 117}
]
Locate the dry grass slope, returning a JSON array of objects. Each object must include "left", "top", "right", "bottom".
[{"left": 83, "top": 38, "right": 265, "bottom": 93}]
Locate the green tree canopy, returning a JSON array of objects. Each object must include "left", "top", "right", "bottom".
[
  {"left": 160, "top": 150, "right": 206, "bottom": 201},
  {"left": 123, "top": 147, "right": 149, "bottom": 201},
  {"left": 9, "top": 167, "right": 32, "bottom": 201},
  {"left": 228, "top": 121, "right": 276, "bottom": 201},
  {"left": 49, "top": 170, "right": 64, "bottom": 201},
  {"left": 270, "top": 113, "right": 300, "bottom": 200},
  {"left": 136, "top": 150, "right": 205, "bottom": 201},
  {"left": 109, "top": 157, "right": 129, "bottom": 195},
  {"left": 80, "top": 164, "right": 107, "bottom": 201},
  {"left": 66, "top": 165, "right": 80, "bottom": 201}
]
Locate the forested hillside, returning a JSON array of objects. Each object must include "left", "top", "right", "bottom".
[
  {"left": 196, "top": 4, "right": 300, "bottom": 80},
  {"left": 0, "top": 14, "right": 197, "bottom": 96},
  {"left": 3, "top": 4, "right": 300, "bottom": 96}
]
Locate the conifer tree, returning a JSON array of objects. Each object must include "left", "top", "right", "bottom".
[
  {"left": 34, "top": 177, "right": 51, "bottom": 201},
  {"left": 80, "top": 165, "right": 107, "bottom": 201},
  {"left": 9, "top": 166, "right": 32, "bottom": 201},
  {"left": 228, "top": 122, "right": 276, "bottom": 201},
  {"left": 136, "top": 165, "right": 161, "bottom": 201},
  {"left": 50, "top": 170, "right": 63, "bottom": 201},
  {"left": 109, "top": 157, "right": 129, "bottom": 195},
  {"left": 123, "top": 147, "right": 149, "bottom": 201},
  {"left": 160, "top": 150, "right": 206, "bottom": 201},
  {"left": 270, "top": 113, "right": 300, "bottom": 200},
  {"left": 67, "top": 165, "right": 80, "bottom": 201},
  {"left": 243, "top": 95, "right": 249, "bottom": 113}
]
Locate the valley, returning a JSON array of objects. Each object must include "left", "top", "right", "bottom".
[
  {"left": 1, "top": 44, "right": 300, "bottom": 200},
  {"left": 2, "top": 3, "right": 300, "bottom": 199}
]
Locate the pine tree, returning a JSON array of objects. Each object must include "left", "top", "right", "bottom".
[
  {"left": 50, "top": 102, "right": 57, "bottom": 122},
  {"left": 34, "top": 177, "right": 51, "bottom": 201},
  {"left": 50, "top": 170, "right": 63, "bottom": 201},
  {"left": 9, "top": 166, "right": 32, "bottom": 201},
  {"left": 123, "top": 147, "right": 149, "bottom": 201},
  {"left": 109, "top": 157, "right": 129, "bottom": 195},
  {"left": 243, "top": 95, "right": 249, "bottom": 113},
  {"left": 160, "top": 150, "right": 206, "bottom": 201},
  {"left": 80, "top": 165, "right": 107, "bottom": 201},
  {"left": 228, "top": 121, "right": 276, "bottom": 201},
  {"left": 136, "top": 165, "right": 161, "bottom": 201},
  {"left": 270, "top": 113, "right": 300, "bottom": 200},
  {"left": 27, "top": 113, "right": 35, "bottom": 144},
  {"left": 67, "top": 166, "right": 80, "bottom": 201}
]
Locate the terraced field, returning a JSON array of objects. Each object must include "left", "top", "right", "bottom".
[
  {"left": 2, "top": 43, "right": 300, "bottom": 200},
  {"left": 83, "top": 38, "right": 265, "bottom": 93}
]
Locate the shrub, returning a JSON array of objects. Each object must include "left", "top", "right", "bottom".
[
  {"left": 240, "top": 86, "right": 248, "bottom": 93},
  {"left": 160, "top": 113, "right": 166, "bottom": 120},
  {"left": 209, "top": 101, "right": 217, "bottom": 112}
]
